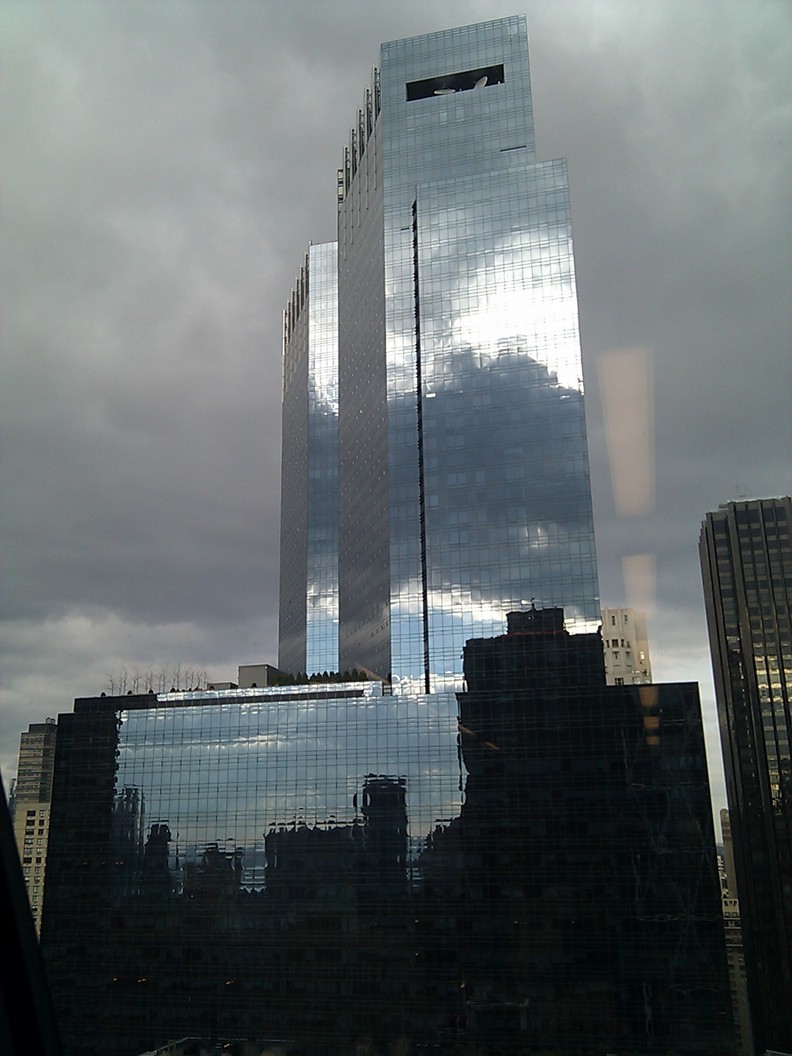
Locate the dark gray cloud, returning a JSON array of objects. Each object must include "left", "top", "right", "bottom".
[{"left": 2, "top": 1, "right": 791, "bottom": 821}]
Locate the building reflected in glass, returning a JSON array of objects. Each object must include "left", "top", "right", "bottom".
[
  {"left": 41, "top": 613, "right": 733, "bottom": 1056},
  {"left": 42, "top": 682, "right": 462, "bottom": 1055}
]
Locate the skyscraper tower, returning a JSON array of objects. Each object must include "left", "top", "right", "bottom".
[
  {"left": 279, "top": 16, "right": 600, "bottom": 687},
  {"left": 700, "top": 496, "right": 792, "bottom": 1055}
]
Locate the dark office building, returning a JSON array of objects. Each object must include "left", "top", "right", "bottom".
[
  {"left": 446, "top": 608, "right": 733, "bottom": 1054},
  {"left": 41, "top": 613, "right": 732, "bottom": 1056},
  {"left": 700, "top": 496, "right": 792, "bottom": 1054}
]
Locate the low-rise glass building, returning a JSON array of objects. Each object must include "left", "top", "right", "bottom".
[{"left": 42, "top": 620, "right": 733, "bottom": 1055}]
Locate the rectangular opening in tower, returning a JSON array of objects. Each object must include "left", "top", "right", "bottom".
[{"left": 406, "top": 64, "right": 505, "bottom": 101}]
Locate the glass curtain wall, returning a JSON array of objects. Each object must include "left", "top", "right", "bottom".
[
  {"left": 279, "top": 243, "right": 339, "bottom": 677},
  {"left": 337, "top": 16, "right": 599, "bottom": 689}
]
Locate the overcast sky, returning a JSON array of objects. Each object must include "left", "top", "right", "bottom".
[{"left": 2, "top": 1, "right": 791, "bottom": 819}]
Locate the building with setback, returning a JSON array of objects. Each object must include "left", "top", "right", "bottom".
[
  {"left": 279, "top": 15, "right": 599, "bottom": 689},
  {"left": 700, "top": 496, "right": 792, "bottom": 1055}
]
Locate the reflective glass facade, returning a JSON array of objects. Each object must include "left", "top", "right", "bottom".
[
  {"left": 279, "top": 242, "right": 339, "bottom": 676},
  {"left": 42, "top": 684, "right": 462, "bottom": 1055},
  {"left": 42, "top": 632, "right": 732, "bottom": 1056},
  {"left": 335, "top": 16, "right": 599, "bottom": 689},
  {"left": 36, "top": 20, "right": 733, "bottom": 1056},
  {"left": 117, "top": 684, "right": 460, "bottom": 858},
  {"left": 700, "top": 497, "right": 792, "bottom": 1054}
]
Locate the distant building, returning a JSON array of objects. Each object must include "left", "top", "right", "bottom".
[
  {"left": 601, "top": 606, "right": 652, "bottom": 684},
  {"left": 237, "top": 662, "right": 286, "bottom": 688},
  {"left": 207, "top": 664, "right": 291, "bottom": 691},
  {"left": 12, "top": 718, "right": 57, "bottom": 934},
  {"left": 1, "top": 775, "right": 64, "bottom": 1056},
  {"left": 720, "top": 809, "right": 754, "bottom": 1056},
  {"left": 700, "top": 496, "right": 792, "bottom": 1055}
]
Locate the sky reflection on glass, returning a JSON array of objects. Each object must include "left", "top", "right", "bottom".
[{"left": 116, "top": 684, "right": 462, "bottom": 890}]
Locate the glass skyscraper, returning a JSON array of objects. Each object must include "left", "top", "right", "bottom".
[
  {"left": 700, "top": 496, "right": 792, "bottom": 1055},
  {"left": 281, "top": 16, "right": 599, "bottom": 688}
]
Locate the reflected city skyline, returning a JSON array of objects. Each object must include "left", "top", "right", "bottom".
[{"left": 114, "top": 683, "right": 462, "bottom": 894}]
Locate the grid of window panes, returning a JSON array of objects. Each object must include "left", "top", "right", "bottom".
[
  {"left": 700, "top": 496, "right": 792, "bottom": 1050},
  {"left": 279, "top": 244, "right": 339, "bottom": 677},
  {"left": 337, "top": 15, "right": 599, "bottom": 689},
  {"left": 42, "top": 677, "right": 733, "bottom": 1056},
  {"left": 416, "top": 162, "right": 599, "bottom": 685},
  {"left": 115, "top": 683, "right": 461, "bottom": 885},
  {"left": 702, "top": 499, "right": 792, "bottom": 818},
  {"left": 337, "top": 85, "right": 391, "bottom": 679},
  {"left": 279, "top": 252, "right": 310, "bottom": 673},
  {"left": 305, "top": 243, "right": 340, "bottom": 675}
]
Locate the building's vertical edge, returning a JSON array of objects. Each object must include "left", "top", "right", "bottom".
[
  {"left": 278, "top": 254, "right": 311, "bottom": 676},
  {"left": 338, "top": 69, "right": 391, "bottom": 679},
  {"left": 305, "top": 242, "right": 340, "bottom": 675}
]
